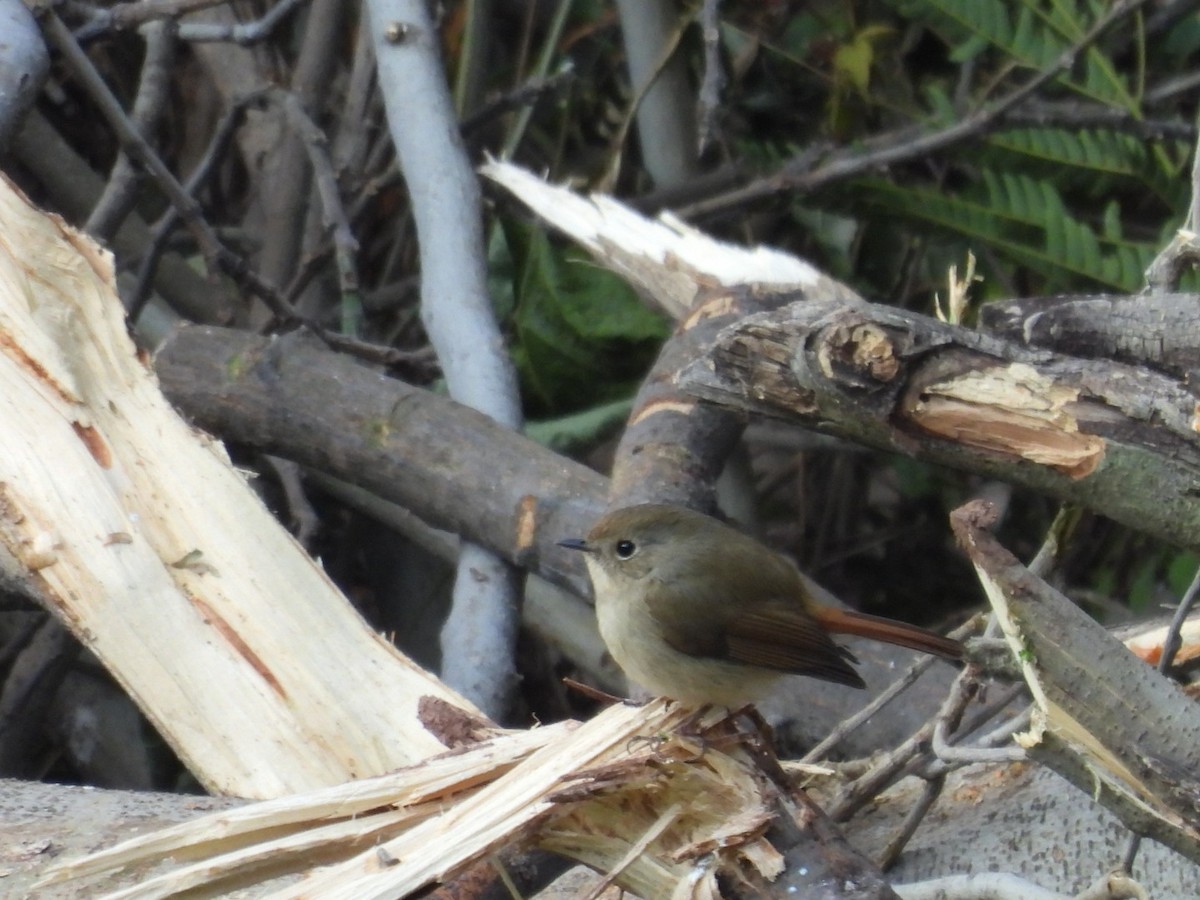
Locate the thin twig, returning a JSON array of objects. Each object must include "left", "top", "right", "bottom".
[
  {"left": 1005, "top": 103, "right": 1195, "bottom": 141},
  {"left": 800, "top": 652, "right": 942, "bottom": 765},
  {"left": 915, "top": 685, "right": 1029, "bottom": 782},
  {"left": 877, "top": 773, "right": 945, "bottom": 871},
  {"left": 696, "top": 0, "right": 723, "bottom": 155},
  {"left": 40, "top": 9, "right": 277, "bottom": 307},
  {"left": 86, "top": 21, "right": 176, "bottom": 239},
  {"left": 971, "top": 698, "right": 1032, "bottom": 749},
  {"left": 800, "top": 614, "right": 983, "bottom": 764},
  {"left": 278, "top": 90, "right": 362, "bottom": 315},
  {"left": 1028, "top": 505, "right": 1081, "bottom": 579},
  {"left": 840, "top": 669, "right": 996, "bottom": 865},
  {"left": 499, "top": 0, "right": 574, "bottom": 159},
  {"left": 73, "top": 0, "right": 233, "bottom": 40},
  {"left": 263, "top": 456, "right": 321, "bottom": 547},
  {"left": 461, "top": 66, "right": 576, "bottom": 138},
  {"left": 829, "top": 647, "right": 980, "bottom": 822},
  {"left": 826, "top": 717, "right": 934, "bottom": 822},
  {"left": 174, "top": 0, "right": 311, "bottom": 44},
  {"left": 932, "top": 716, "right": 1025, "bottom": 764},
  {"left": 46, "top": 6, "right": 397, "bottom": 365},
  {"left": 128, "top": 91, "right": 269, "bottom": 322},
  {"left": 255, "top": 0, "right": 349, "bottom": 313},
  {"left": 1157, "top": 565, "right": 1200, "bottom": 677}
]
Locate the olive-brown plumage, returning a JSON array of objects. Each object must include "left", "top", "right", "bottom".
[{"left": 560, "top": 504, "right": 962, "bottom": 706}]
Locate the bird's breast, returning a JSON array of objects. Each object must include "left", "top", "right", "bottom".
[{"left": 592, "top": 572, "right": 781, "bottom": 707}]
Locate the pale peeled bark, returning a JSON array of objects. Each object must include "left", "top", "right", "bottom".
[{"left": 0, "top": 175, "right": 472, "bottom": 799}]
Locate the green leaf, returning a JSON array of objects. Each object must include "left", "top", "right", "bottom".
[
  {"left": 499, "top": 219, "right": 668, "bottom": 415},
  {"left": 887, "top": 0, "right": 1136, "bottom": 108},
  {"left": 1166, "top": 552, "right": 1200, "bottom": 598}
]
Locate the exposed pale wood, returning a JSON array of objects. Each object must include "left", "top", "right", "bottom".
[
  {"left": 36, "top": 723, "right": 572, "bottom": 897},
  {"left": 0, "top": 175, "right": 473, "bottom": 799},
  {"left": 481, "top": 160, "right": 846, "bottom": 321}
]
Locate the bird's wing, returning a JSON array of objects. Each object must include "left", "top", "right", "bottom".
[
  {"left": 724, "top": 601, "right": 864, "bottom": 688},
  {"left": 645, "top": 550, "right": 865, "bottom": 688}
]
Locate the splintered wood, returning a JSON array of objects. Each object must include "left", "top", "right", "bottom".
[
  {"left": 479, "top": 159, "right": 845, "bottom": 320},
  {"left": 905, "top": 362, "right": 1107, "bottom": 478},
  {"left": 0, "top": 175, "right": 472, "bottom": 799},
  {"left": 39, "top": 702, "right": 783, "bottom": 899}
]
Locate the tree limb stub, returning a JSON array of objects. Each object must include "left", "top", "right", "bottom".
[{"left": 679, "top": 298, "right": 1200, "bottom": 551}]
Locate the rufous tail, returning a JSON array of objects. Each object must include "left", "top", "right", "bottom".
[{"left": 812, "top": 606, "right": 963, "bottom": 660}]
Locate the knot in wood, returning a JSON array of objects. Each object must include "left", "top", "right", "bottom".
[{"left": 818, "top": 321, "right": 901, "bottom": 386}]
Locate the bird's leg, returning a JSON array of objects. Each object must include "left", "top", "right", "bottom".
[
  {"left": 731, "top": 703, "right": 777, "bottom": 752},
  {"left": 670, "top": 704, "right": 776, "bottom": 760}
]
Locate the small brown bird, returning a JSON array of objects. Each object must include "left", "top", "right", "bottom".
[{"left": 559, "top": 504, "right": 962, "bottom": 707}]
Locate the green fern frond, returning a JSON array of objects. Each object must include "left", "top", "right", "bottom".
[
  {"left": 846, "top": 174, "right": 1154, "bottom": 290},
  {"left": 889, "top": 0, "right": 1136, "bottom": 109},
  {"left": 990, "top": 128, "right": 1144, "bottom": 176},
  {"left": 984, "top": 128, "right": 1185, "bottom": 206},
  {"left": 979, "top": 170, "right": 1064, "bottom": 226}
]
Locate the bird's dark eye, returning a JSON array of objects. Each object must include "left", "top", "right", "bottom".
[{"left": 614, "top": 539, "right": 637, "bottom": 560}]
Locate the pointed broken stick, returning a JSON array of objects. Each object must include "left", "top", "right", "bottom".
[{"left": 950, "top": 499, "right": 1200, "bottom": 865}]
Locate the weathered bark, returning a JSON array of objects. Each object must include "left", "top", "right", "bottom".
[
  {"left": 953, "top": 500, "right": 1200, "bottom": 865},
  {"left": 678, "top": 298, "right": 1200, "bottom": 551},
  {"left": 980, "top": 291, "right": 1200, "bottom": 379}
]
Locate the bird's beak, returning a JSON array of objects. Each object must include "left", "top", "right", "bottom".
[{"left": 557, "top": 538, "right": 592, "bottom": 553}]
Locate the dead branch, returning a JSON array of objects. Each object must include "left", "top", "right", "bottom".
[
  {"left": 678, "top": 297, "right": 1200, "bottom": 552},
  {"left": 980, "top": 292, "right": 1200, "bottom": 379},
  {"left": 154, "top": 322, "right": 960, "bottom": 746}
]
